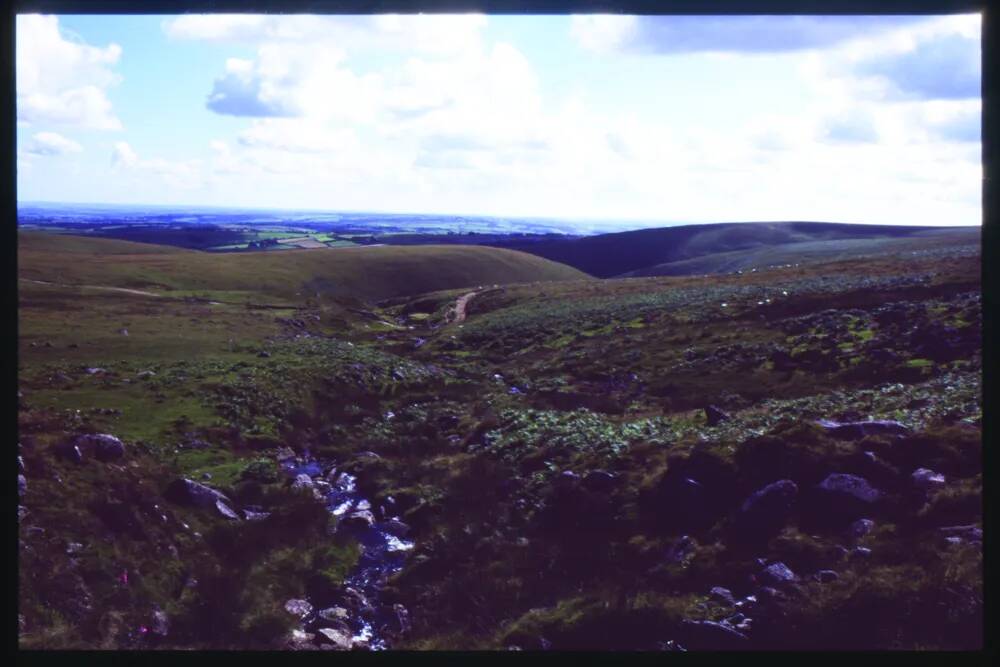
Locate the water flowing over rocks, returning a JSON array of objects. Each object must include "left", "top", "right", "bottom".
[{"left": 279, "top": 456, "right": 415, "bottom": 650}]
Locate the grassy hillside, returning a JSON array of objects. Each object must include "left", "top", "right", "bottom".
[
  {"left": 18, "top": 231, "right": 589, "bottom": 303},
  {"left": 622, "top": 229, "right": 982, "bottom": 277},
  {"left": 500, "top": 221, "right": 971, "bottom": 278}
]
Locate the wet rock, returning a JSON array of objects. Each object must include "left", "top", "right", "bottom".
[
  {"left": 556, "top": 470, "right": 581, "bottom": 484},
  {"left": 732, "top": 479, "right": 798, "bottom": 540},
  {"left": 292, "top": 474, "right": 315, "bottom": 491},
  {"left": 317, "top": 606, "right": 350, "bottom": 622},
  {"left": 285, "top": 629, "right": 319, "bottom": 651},
  {"left": 340, "top": 509, "right": 376, "bottom": 531},
  {"left": 243, "top": 509, "right": 270, "bottom": 521},
  {"left": 151, "top": 609, "right": 169, "bottom": 636},
  {"left": 215, "top": 499, "right": 241, "bottom": 520},
  {"left": 18, "top": 474, "right": 26, "bottom": 498},
  {"left": 66, "top": 541, "right": 84, "bottom": 555},
  {"left": 316, "top": 627, "right": 352, "bottom": 650},
  {"left": 816, "top": 419, "right": 909, "bottom": 440},
  {"left": 678, "top": 619, "right": 749, "bottom": 650},
  {"left": 847, "top": 518, "right": 875, "bottom": 539},
  {"left": 381, "top": 519, "right": 411, "bottom": 538},
  {"left": 705, "top": 404, "right": 731, "bottom": 426},
  {"left": 18, "top": 455, "right": 25, "bottom": 474},
  {"left": 709, "top": 586, "right": 736, "bottom": 606},
  {"left": 814, "top": 570, "right": 839, "bottom": 583},
  {"left": 583, "top": 470, "right": 617, "bottom": 492},
  {"left": 851, "top": 546, "right": 872, "bottom": 559},
  {"left": 912, "top": 467, "right": 946, "bottom": 492},
  {"left": 760, "top": 562, "right": 798, "bottom": 586},
  {"left": 284, "top": 599, "right": 313, "bottom": 619}
]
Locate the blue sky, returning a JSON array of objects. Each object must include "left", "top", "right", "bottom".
[{"left": 16, "top": 13, "right": 981, "bottom": 227}]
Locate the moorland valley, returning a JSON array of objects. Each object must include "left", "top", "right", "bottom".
[{"left": 17, "top": 215, "right": 982, "bottom": 650}]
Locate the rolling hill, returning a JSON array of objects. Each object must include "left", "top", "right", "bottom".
[
  {"left": 498, "top": 221, "right": 978, "bottom": 278},
  {"left": 17, "top": 231, "right": 590, "bottom": 303}
]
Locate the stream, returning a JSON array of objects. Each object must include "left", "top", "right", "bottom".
[{"left": 280, "top": 456, "right": 414, "bottom": 650}]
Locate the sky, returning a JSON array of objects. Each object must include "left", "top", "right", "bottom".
[{"left": 16, "top": 13, "right": 982, "bottom": 227}]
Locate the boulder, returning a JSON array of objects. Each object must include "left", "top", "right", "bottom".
[
  {"left": 64, "top": 433, "right": 126, "bottom": 462},
  {"left": 165, "top": 478, "right": 234, "bottom": 510},
  {"left": 810, "top": 474, "right": 883, "bottom": 525},
  {"left": 732, "top": 479, "right": 798, "bottom": 540},
  {"left": 847, "top": 518, "right": 875, "bottom": 540},
  {"left": 705, "top": 405, "right": 731, "bottom": 426},
  {"left": 284, "top": 599, "right": 313, "bottom": 618},
  {"left": 709, "top": 586, "right": 736, "bottom": 606},
  {"left": 760, "top": 562, "right": 798, "bottom": 586},
  {"left": 292, "top": 474, "right": 315, "bottom": 491},
  {"left": 215, "top": 499, "right": 241, "bottom": 520},
  {"left": 318, "top": 607, "right": 350, "bottom": 622}
]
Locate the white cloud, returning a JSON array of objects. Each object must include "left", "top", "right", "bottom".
[
  {"left": 164, "top": 13, "right": 487, "bottom": 57},
  {"left": 112, "top": 142, "right": 202, "bottom": 189},
  {"left": 24, "top": 131, "right": 83, "bottom": 156},
  {"left": 16, "top": 15, "right": 123, "bottom": 130}
]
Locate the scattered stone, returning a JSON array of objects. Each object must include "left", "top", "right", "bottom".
[
  {"left": 945, "top": 536, "right": 964, "bottom": 546},
  {"left": 356, "top": 451, "right": 381, "bottom": 460},
  {"left": 733, "top": 479, "right": 798, "bottom": 538},
  {"left": 243, "top": 509, "right": 270, "bottom": 521},
  {"left": 709, "top": 586, "right": 736, "bottom": 606},
  {"left": 275, "top": 447, "right": 296, "bottom": 463},
  {"left": 284, "top": 599, "right": 313, "bottom": 618},
  {"left": 912, "top": 468, "right": 946, "bottom": 492},
  {"left": 201, "top": 472, "right": 212, "bottom": 481},
  {"left": 316, "top": 627, "right": 352, "bottom": 650},
  {"left": 812, "top": 474, "right": 883, "bottom": 524},
  {"left": 847, "top": 518, "right": 874, "bottom": 540},
  {"left": 165, "top": 478, "right": 234, "bottom": 510},
  {"left": 18, "top": 474, "right": 27, "bottom": 498},
  {"left": 815, "top": 570, "right": 839, "bottom": 583},
  {"left": 583, "top": 470, "right": 617, "bottom": 491},
  {"left": 939, "top": 525, "right": 982, "bottom": 544},
  {"left": 137, "top": 370, "right": 156, "bottom": 378},
  {"left": 851, "top": 546, "right": 873, "bottom": 559},
  {"left": 257, "top": 350, "right": 271, "bottom": 358},
  {"left": 678, "top": 619, "right": 749, "bottom": 650},
  {"left": 85, "top": 367, "right": 106, "bottom": 375},
  {"left": 66, "top": 542, "right": 84, "bottom": 555},
  {"left": 760, "top": 562, "right": 798, "bottom": 585},
  {"left": 119, "top": 328, "right": 128, "bottom": 336},
  {"left": 705, "top": 404, "right": 730, "bottom": 426}
]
